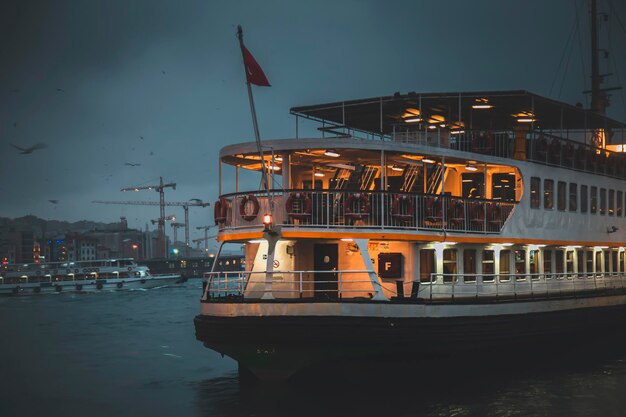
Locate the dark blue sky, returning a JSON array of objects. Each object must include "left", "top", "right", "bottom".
[{"left": 1, "top": 0, "right": 625, "bottom": 245}]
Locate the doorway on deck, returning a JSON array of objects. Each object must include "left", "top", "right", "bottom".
[{"left": 313, "top": 243, "right": 338, "bottom": 300}]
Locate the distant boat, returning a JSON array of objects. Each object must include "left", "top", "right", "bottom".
[{"left": 0, "top": 258, "right": 181, "bottom": 295}]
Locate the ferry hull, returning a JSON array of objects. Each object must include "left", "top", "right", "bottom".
[{"left": 194, "top": 298, "right": 626, "bottom": 380}]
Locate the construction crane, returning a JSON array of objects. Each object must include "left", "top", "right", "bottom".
[
  {"left": 120, "top": 177, "right": 176, "bottom": 258},
  {"left": 196, "top": 225, "right": 216, "bottom": 252},
  {"left": 93, "top": 199, "right": 210, "bottom": 258},
  {"left": 170, "top": 222, "right": 185, "bottom": 245}
]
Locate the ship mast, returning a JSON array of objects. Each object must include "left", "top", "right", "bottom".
[{"left": 590, "top": 0, "right": 606, "bottom": 115}]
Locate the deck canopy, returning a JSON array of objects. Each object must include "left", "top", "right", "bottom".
[{"left": 290, "top": 90, "right": 626, "bottom": 136}]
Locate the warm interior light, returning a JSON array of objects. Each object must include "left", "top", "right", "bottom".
[
  {"left": 340, "top": 238, "right": 354, "bottom": 242},
  {"left": 263, "top": 213, "right": 272, "bottom": 225},
  {"left": 324, "top": 150, "right": 340, "bottom": 158},
  {"left": 472, "top": 104, "right": 493, "bottom": 109},
  {"left": 501, "top": 243, "right": 514, "bottom": 246},
  {"left": 517, "top": 118, "right": 536, "bottom": 123},
  {"left": 404, "top": 117, "right": 422, "bottom": 123},
  {"left": 422, "top": 158, "right": 435, "bottom": 164},
  {"left": 450, "top": 130, "right": 465, "bottom": 135},
  {"left": 314, "top": 172, "right": 324, "bottom": 177},
  {"left": 275, "top": 156, "right": 283, "bottom": 162},
  {"left": 465, "top": 164, "right": 478, "bottom": 171},
  {"left": 428, "top": 125, "right": 437, "bottom": 130},
  {"left": 390, "top": 165, "right": 404, "bottom": 171}
]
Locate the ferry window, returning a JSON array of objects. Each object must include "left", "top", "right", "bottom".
[
  {"left": 581, "top": 185, "right": 588, "bottom": 213},
  {"left": 609, "top": 190, "right": 615, "bottom": 216},
  {"left": 590, "top": 186, "right": 597, "bottom": 213},
  {"left": 604, "top": 251, "right": 610, "bottom": 275},
  {"left": 555, "top": 250, "right": 564, "bottom": 277},
  {"left": 499, "top": 250, "right": 511, "bottom": 281},
  {"left": 577, "top": 250, "right": 584, "bottom": 277},
  {"left": 419, "top": 249, "right": 436, "bottom": 283},
  {"left": 544, "top": 179, "right": 554, "bottom": 209},
  {"left": 530, "top": 177, "right": 540, "bottom": 208},
  {"left": 443, "top": 249, "right": 457, "bottom": 283},
  {"left": 557, "top": 181, "right": 566, "bottom": 211},
  {"left": 596, "top": 251, "right": 602, "bottom": 276},
  {"left": 586, "top": 251, "right": 593, "bottom": 276},
  {"left": 492, "top": 173, "right": 516, "bottom": 202},
  {"left": 612, "top": 251, "right": 618, "bottom": 275},
  {"left": 569, "top": 183, "right": 577, "bottom": 212},
  {"left": 618, "top": 191, "right": 623, "bottom": 216},
  {"left": 462, "top": 173, "right": 484, "bottom": 199},
  {"left": 482, "top": 250, "right": 495, "bottom": 281},
  {"left": 620, "top": 251, "right": 625, "bottom": 275},
  {"left": 543, "top": 250, "right": 552, "bottom": 278},
  {"left": 529, "top": 250, "right": 539, "bottom": 276},
  {"left": 514, "top": 250, "right": 526, "bottom": 279},
  {"left": 566, "top": 251, "right": 575, "bottom": 276},
  {"left": 600, "top": 188, "right": 607, "bottom": 215},
  {"left": 463, "top": 249, "right": 477, "bottom": 283}
]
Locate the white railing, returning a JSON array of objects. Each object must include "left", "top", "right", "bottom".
[
  {"left": 419, "top": 272, "right": 626, "bottom": 301},
  {"left": 202, "top": 271, "right": 626, "bottom": 303},
  {"left": 218, "top": 190, "right": 516, "bottom": 234},
  {"left": 203, "top": 270, "right": 376, "bottom": 300}
]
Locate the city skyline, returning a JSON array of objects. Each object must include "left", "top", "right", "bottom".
[{"left": 2, "top": 0, "right": 625, "bottom": 245}]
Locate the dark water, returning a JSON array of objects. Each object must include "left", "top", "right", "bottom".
[{"left": 2, "top": 282, "right": 626, "bottom": 417}]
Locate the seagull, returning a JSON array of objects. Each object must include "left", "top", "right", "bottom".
[
  {"left": 13, "top": 122, "right": 17, "bottom": 128},
  {"left": 161, "top": 70, "right": 166, "bottom": 75},
  {"left": 10, "top": 143, "right": 47, "bottom": 154},
  {"left": 189, "top": 198, "right": 203, "bottom": 203},
  {"left": 56, "top": 88, "right": 65, "bottom": 92},
  {"left": 48, "top": 200, "right": 59, "bottom": 204},
  {"left": 140, "top": 136, "right": 144, "bottom": 140},
  {"left": 149, "top": 151, "right": 154, "bottom": 156},
  {"left": 125, "top": 162, "right": 141, "bottom": 166}
]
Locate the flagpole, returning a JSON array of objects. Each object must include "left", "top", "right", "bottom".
[{"left": 237, "top": 25, "right": 269, "bottom": 193}]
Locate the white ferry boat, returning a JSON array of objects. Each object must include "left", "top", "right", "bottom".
[
  {"left": 194, "top": 88, "right": 626, "bottom": 380},
  {"left": 0, "top": 258, "right": 181, "bottom": 295}
]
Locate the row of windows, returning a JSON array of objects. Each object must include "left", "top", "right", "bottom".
[
  {"left": 418, "top": 248, "right": 624, "bottom": 283},
  {"left": 530, "top": 177, "right": 625, "bottom": 215}
]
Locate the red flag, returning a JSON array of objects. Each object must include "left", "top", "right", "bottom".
[{"left": 242, "top": 46, "right": 271, "bottom": 87}]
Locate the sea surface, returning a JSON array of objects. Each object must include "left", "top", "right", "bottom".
[{"left": 2, "top": 281, "right": 626, "bottom": 417}]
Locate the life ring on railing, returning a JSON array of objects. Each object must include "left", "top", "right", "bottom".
[
  {"left": 96, "top": 282, "right": 103, "bottom": 290},
  {"left": 213, "top": 198, "right": 228, "bottom": 225},
  {"left": 117, "top": 282, "right": 123, "bottom": 289},
  {"left": 285, "top": 192, "right": 312, "bottom": 220},
  {"left": 344, "top": 193, "right": 370, "bottom": 220},
  {"left": 239, "top": 194, "right": 260, "bottom": 221},
  {"left": 391, "top": 195, "right": 414, "bottom": 223}
]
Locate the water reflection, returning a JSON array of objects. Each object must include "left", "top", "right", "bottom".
[{"left": 194, "top": 346, "right": 626, "bottom": 417}]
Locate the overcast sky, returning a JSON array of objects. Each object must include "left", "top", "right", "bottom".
[{"left": 1, "top": 0, "right": 625, "bottom": 245}]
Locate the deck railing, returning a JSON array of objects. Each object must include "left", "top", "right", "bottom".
[
  {"left": 203, "top": 271, "right": 626, "bottom": 303},
  {"left": 203, "top": 270, "right": 377, "bottom": 300},
  {"left": 218, "top": 190, "right": 516, "bottom": 234}
]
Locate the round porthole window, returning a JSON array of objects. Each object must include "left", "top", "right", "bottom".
[{"left": 324, "top": 256, "right": 330, "bottom": 263}]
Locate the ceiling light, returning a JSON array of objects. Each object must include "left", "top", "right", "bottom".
[
  {"left": 404, "top": 117, "right": 422, "bottom": 123},
  {"left": 422, "top": 158, "right": 435, "bottom": 164},
  {"left": 450, "top": 130, "right": 465, "bottom": 135},
  {"left": 314, "top": 172, "right": 324, "bottom": 177},
  {"left": 275, "top": 156, "right": 283, "bottom": 162},
  {"left": 428, "top": 125, "right": 437, "bottom": 130},
  {"left": 472, "top": 104, "right": 493, "bottom": 109},
  {"left": 465, "top": 164, "right": 478, "bottom": 171},
  {"left": 390, "top": 165, "right": 403, "bottom": 171},
  {"left": 324, "top": 150, "right": 340, "bottom": 158},
  {"left": 517, "top": 118, "right": 536, "bottom": 123}
]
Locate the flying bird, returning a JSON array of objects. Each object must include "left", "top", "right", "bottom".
[
  {"left": 125, "top": 162, "right": 141, "bottom": 167},
  {"left": 56, "top": 88, "right": 65, "bottom": 92},
  {"left": 140, "top": 136, "right": 144, "bottom": 140},
  {"left": 189, "top": 198, "right": 203, "bottom": 203},
  {"left": 13, "top": 122, "right": 17, "bottom": 128},
  {"left": 10, "top": 143, "right": 47, "bottom": 154},
  {"left": 48, "top": 200, "right": 59, "bottom": 204}
]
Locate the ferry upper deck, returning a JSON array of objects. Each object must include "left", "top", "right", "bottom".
[{"left": 215, "top": 90, "right": 626, "bottom": 246}]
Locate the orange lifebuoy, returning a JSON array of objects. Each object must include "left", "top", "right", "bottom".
[
  {"left": 391, "top": 195, "right": 414, "bottom": 223},
  {"left": 285, "top": 192, "right": 312, "bottom": 220},
  {"left": 239, "top": 194, "right": 260, "bottom": 221},
  {"left": 214, "top": 198, "right": 228, "bottom": 225},
  {"left": 344, "top": 193, "right": 370, "bottom": 220}
]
